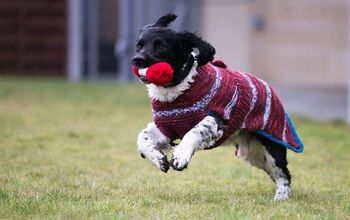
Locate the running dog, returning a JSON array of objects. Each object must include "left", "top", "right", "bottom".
[{"left": 131, "top": 14, "right": 303, "bottom": 201}]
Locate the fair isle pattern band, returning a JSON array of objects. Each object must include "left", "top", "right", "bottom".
[
  {"left": 282, "top": 117, "right": 287, "bottom": 142},
  {"left": 153, "top": 68, "right": 222, "bottom": 118},
  {"left": 261, "top": 79, "right": 272, "bottom": 130},
  {"left": 240, "top": 72, "right": 257, "bottom": 128},
  {"left": 223, "top": 85, "right": 239, "bottom": 120}
]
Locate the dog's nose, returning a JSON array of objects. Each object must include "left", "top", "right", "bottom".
[{"left": 131, "top": 54, "right": 146, "bottom": 66}]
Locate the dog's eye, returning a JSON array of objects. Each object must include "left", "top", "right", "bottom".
[
  {"left": 136, "top": 40, "right": 143, "bottom": 52},
  {"left": 136, "top": 44, "right": 142, "bottom": 52}
]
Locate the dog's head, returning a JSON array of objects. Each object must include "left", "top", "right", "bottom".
[{"left": 130, "top": 14, "right": 216, "bottom": 87}]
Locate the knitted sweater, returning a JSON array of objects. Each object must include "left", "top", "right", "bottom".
[{"left": 152, "top": 62, "right": 304, "bottom": 153}]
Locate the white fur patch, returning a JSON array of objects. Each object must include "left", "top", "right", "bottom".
[
  {"left": 274, "top": 177, "right": 292, "bottom": 201},
  {"left": 146, "top": 62, "right": 198, "bottom": 102}
]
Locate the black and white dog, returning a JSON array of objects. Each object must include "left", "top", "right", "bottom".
[{"left": 131, "top": 14, "right": 300, "bottom": 201}]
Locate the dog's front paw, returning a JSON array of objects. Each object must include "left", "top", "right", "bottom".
[
  {"left": 170, "top": 156, "right": 189, "bottom": 171},
  {"left": 170, "top": 145, "right": 193, "bottom": 171},
  {"left": 158, "top": 156, "right": 170, "bottom": 173},
  {"left": 274, "top": 186, "right": 292, "bottom": 201},
  {"left": 150, "top": 150, "right": 170, "bottom": 173},
  {"left": 139, "top": 147, "right": 169, "bottom": 173}
]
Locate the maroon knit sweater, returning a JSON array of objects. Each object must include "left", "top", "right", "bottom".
[{"left": 152, "top": 62, "right": 304, "bottom": 152}]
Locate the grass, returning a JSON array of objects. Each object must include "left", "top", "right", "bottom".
[{"left": 0, "top": 77, "right": 349, "bottom": 219}]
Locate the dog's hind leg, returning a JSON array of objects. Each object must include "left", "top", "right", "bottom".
[
  {"left": 235, "top": 132, "right": 292, "bottom": 201},
  {"left": 257, "top": 135, "right": 292, "bottom": 201}
]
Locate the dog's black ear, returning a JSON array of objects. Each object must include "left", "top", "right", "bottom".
[
  {"left": 177, "top": 32, "right": 216, "bottom": 66},
  {"left": 153, "top": 14, "right": 177, "bottom": 27}
]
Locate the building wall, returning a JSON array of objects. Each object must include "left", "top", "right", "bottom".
[
  {"left": 0, "top": 0, "right": 67, "bottom": 76},
  {"left": 100, "top": 0, "right": 118, "bottom": 42},
  {"left": 201, "top": 0, "right": 251, "bottom": 72},
  {"left": 250, "top": 0, "right": 348, "bottom": 87},
  {"left": 202, "top": 0, "right": 349, "bottom": 88}
]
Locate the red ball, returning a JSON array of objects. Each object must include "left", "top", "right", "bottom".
[
  {"left": 131, "top": 62, "right": 174, "bottom": 86},
  {"left": 146, "top": 62, "right": 174, "bottom": 86}
]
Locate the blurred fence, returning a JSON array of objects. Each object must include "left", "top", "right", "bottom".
[{"left": 67, "top": 0, "right": 199, "bottom": 82}]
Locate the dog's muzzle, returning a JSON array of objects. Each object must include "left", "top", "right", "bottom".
[{"left": 133, "top": 67, "right": 150, "bottom": 84}]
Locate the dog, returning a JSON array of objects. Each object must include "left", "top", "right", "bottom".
[{"left": 130, "top": 14, "right": 303, "bottom": 201}]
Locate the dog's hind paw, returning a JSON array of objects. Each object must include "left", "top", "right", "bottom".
[{"left": 274, "top": 186, "right": 292, "bottom": 201}]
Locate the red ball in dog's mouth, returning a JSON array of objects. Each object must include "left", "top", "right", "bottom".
[{"left": 132, "top": 62, "right": 174, "bottom": 86}]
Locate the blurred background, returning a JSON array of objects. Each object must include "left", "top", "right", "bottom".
[{"left": 0, "top": 0, "right": 349, "bottom": 124}]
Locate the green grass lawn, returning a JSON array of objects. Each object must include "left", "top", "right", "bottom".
[{"left": 0, "top": 77, "right": 349, "bottom": 219}]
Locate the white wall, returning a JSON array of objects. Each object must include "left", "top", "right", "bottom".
[{"left": 201, "top": 0, "right": 251, "bottom": 72}]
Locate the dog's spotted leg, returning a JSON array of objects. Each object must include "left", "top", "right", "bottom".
[
  {"left": 171, "top": 115, "right": 223, "bottom": 171},
  {"left": 137, "top": 122, "right": 171, "bottom": 172},
  {"left": 260, "top": 137, "right": 292, "bottom": 201},
  {"left": 264, "top": 152, "right": 292, "bottom": 201},
  {"left": 236, "top": 133, "right": 292, "bottom": 201}
]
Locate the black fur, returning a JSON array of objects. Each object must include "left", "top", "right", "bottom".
[
  {"left": 255, "top": 134, "right": 291, "bottom": 184},
  {"left": 177, "top": 32, "right": 216, "bottom": 66},
  {"left": 131, "top": 14, "right": 216, "bottom": 86}
]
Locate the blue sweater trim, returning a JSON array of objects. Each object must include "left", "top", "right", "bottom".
[{"left": 254, "top": 113, "right": 304, "bottom": 153}]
